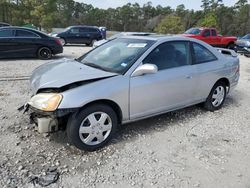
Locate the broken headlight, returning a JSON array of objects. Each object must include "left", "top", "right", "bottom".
[{"left": 28, "top": 93, "right": 62, "bottom": 112}]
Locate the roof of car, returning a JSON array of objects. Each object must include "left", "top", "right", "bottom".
[
  {"left": 120, "top": 34, "right": 180, "bottom": 41},
  {"left": 0, "top": 26, "right": 49, "bottom": 37},
  {"left": 0, "top": 26, "right": 35, "bottom": 30},
  {"left": 69, "top": 25, "right": 99, "bottom": 29},
  {"left": 191, "top": 27, "right": 217, "bottom": 30},
  {"left": 120, "top": 34, "right": 215, "bottom": 44},
  {"left": 0, "top": 22, "right": 10, "bottom": 25}
]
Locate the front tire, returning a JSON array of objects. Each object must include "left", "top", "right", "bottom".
[
  {"left": 67, "top": 104, "right": 118, "bottom": 151},
  {"left": 37, "top": 47, "right": 52, "bottom": 60},
  {"left": 204, "top": 81, "right": 227, "bottom": 111},
  {"left": 59, "top": 38, "right": 66, "bottom": 46}
]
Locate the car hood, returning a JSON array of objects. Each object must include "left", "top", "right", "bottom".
[
  {"left": 182, "top": 34, "right": 198, "bottom": 38},
  {"left": 30, "top": 58, "right": 118, "bottom": 94},
  {"left": 224, "top": 36, "right": 237, "bottom": 40},
  {"left": 236, "top": 39, "right": 250, "bottom": 47}
]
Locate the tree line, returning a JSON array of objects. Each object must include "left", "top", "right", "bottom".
[{"left": 0, "top": 0, "right": 249, "bottom": 36}]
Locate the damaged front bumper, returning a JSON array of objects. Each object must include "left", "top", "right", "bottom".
[
  {"left": 19, "top": 104, "right": 76, "bottom": 134},
  {"left": 235, "top": 45, "right": 250, "bottom": 55}
]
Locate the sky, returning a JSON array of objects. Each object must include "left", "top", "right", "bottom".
[{"left": 76, "top": 0, "right": 241, "bottom": 10}]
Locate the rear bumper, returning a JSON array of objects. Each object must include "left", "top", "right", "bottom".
[
  {"left": 52, "top": 45, "right": 63, "bottom": 55},
  {"left": 229, "top": 73, "right": 240, "bottom": 93}
]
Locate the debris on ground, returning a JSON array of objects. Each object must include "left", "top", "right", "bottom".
[{"left": 28, "top": 167, "right": 59, "bottom": 187}]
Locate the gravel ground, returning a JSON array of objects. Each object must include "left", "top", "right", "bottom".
[{"left": 0, "top": 46, "right": 250, "bottom": 188}]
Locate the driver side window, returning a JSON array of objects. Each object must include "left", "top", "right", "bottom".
[
  {"left": 203, "top": 30, "right": 211, "bottom": 37},
  {"left": 142, "top": 41, "right": 190, "bottom": 71},
  {"left": 70, "top": 28, "right": 80, "bottom": 34}
]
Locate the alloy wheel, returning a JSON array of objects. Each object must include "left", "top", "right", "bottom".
[{"left": 39, "top": 47, "right": 52, "bottom": 59}]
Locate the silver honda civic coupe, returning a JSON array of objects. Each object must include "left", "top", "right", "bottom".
[{"left": 26, "top": 35, "right": 240, "bottom": 151}]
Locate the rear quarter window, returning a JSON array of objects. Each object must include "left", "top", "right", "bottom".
[
  {"left": 192, "top": 43, "right": 217, "bottom": 64},
  {"left": 15, "top": 30, "right": 39, "bottom": 38}
]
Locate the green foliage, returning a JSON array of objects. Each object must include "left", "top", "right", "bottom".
[
  {"left": 155, "top": 16, "right": 184, "bottom": 34},
  {"left": 0, "top": 0, "right": 249, "bottom": 36},
  {"left": 200, "top": 13, "right": 218, "bottom": 28}
]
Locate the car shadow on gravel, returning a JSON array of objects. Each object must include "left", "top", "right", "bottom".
[
  {"left": 118, "top": 106, "right": 204, "bottom": 141},
  {"left": 49, "top": 106, "right": 205, "bottom": 150},
  {"left": 114, "top": 96, "right": 239, "bottom": 146},
  {"left": 50, "top": 96, "right": 239, "bottom": 152}
]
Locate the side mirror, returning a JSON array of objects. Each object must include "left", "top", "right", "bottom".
[{"left": 132, "top": 64, "right": 158, "bottom": 77}]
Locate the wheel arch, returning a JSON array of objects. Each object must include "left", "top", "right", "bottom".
[
  {"left": 59, "top": 37, "right": 66, "bottom": 44},
  {"left": 213, "top": 77, "right": 230, "bottom": 93},
  {"left": 216, "top": 77, "right": 230, "bottom": 87},
  {"left": 78, "top": 99, "right": 123, "bottom": 125},
  {"left": 37, "top": 46, "right": 52, "bottom": 59},
  {"left": 37, "top": 46, "right": 51, "bottom": 54},
  {"left": 227, "top": 41, "right": 235, "bottom": 48}
]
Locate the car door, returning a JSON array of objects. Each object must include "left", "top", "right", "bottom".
[
  {"left": 201, "top": 29, "right": 211, "bottom": 44},
  {"left": 190, "top": 42, "right": 221, "bottom": 100},
  {"left": 79, "top": 27, "right": 91, "bottom": 44},
  {"left": 129, "top": 41, "right": 198, "bottom": 120},
  {"left": 67, "top": 27, "right": 81, "bottom": 43},
  {"left": 210, "top": 29, "right": 220, "bottom": 46},
  {"left": 0, "top": 28, "right": 15, "bottom": 58},
  {"left": 14, "top": 29, "right": 40, "bottom": 57}
]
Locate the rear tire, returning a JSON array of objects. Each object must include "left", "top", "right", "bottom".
[
  {"left": 86, "top": 39, "right": 97, "bottom": 47},
  {"left": 37, "top": 47, "right": 52, "bottom": 60},
  {"left": 203, "top": 81, "right": 227, "bottom": 112},
  {"left": 227, "top": 43, "right": 235, "bottom": 50},
  {"left": 67, "top": 104, "right": 118, "bottom": 151}
]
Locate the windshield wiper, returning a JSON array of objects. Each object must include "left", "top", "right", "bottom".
[
  {"left": 84, "top": 62, "right": 116, "bottom": 73},
  {"left": 74, "top": 58, "right": 80, "bottom": 62}
]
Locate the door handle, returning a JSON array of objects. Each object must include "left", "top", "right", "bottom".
[{"left": 186, "top": 75, "right": 192, "bottom": 79}]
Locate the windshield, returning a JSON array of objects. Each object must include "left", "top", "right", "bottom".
[
  {"left": 242, "top": 34, "right": 250, "bottom": 39},
  {"left": 63, "top": 27, "right": 71, "bottom": 32},
  {"left": 185, "top": 28, "right": 201, "bottom": 35},
  {"left": 79, "top": 38, "right": 155, "bottom": 74}
]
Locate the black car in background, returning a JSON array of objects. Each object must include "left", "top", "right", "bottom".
[
  {"left": 0, "top": 22, "right": 11, "bottom": 27},
  {"left": 0, "top": 27, "right": 63, "bottom": 59},
  {"left": 53, "top": 25, "right": 103, "bottom": 46},
  {"left": 236, "top": 34, "right": 250, "bottom": 57}
]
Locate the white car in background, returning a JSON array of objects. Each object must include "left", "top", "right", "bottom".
[{"left": 93, "top": 32, "right": 155, "bottom": 48}]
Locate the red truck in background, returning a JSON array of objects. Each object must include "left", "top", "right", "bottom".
[{"left": 183, "top": 28, "right": 237, "bottom": 49}]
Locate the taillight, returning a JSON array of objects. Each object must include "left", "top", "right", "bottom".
[
  {"left": 236, "top": 65, "right": 240, "bottom": 73},
  {"left": 235, "top": 65, "right": 240, "bottom": 74},
  {"left": 54, "top": 38, "right": 62, "bottom": 46}
]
